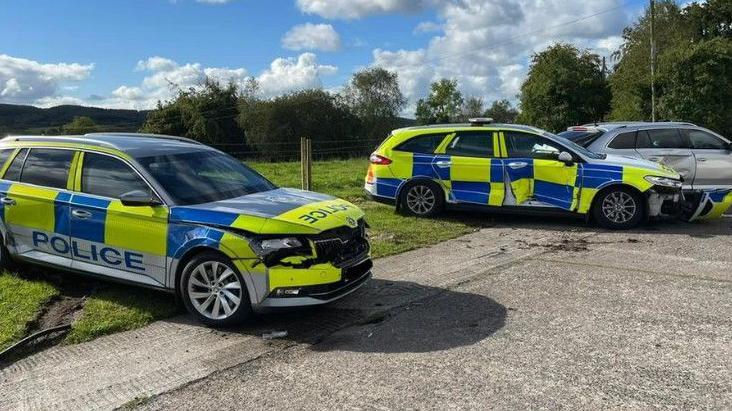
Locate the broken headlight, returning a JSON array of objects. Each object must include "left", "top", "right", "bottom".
[
  {"left": 250, "top": 237, "right": 304, "bottom": 256},
  {"left": 645, "top": 176, "right": 683, "bottom": 189}
]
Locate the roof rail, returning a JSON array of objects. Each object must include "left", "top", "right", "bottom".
[{"left": 84, "top": 132, "right": 204, "bottom": 145}]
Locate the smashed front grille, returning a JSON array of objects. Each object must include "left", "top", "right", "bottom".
[{"left": 313, "top": 219, "right": 370, "bottom": 268}]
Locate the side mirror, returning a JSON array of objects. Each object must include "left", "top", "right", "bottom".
[
  {"left": 557, "top": 151, "right": 574, "bottom": 165},
  {"left": 120, "top": 190, "right": 162, "bottom": 207}
]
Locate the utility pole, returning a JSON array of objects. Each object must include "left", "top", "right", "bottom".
[{"left": 650, "top": 0, "right": 657, "bottom": 122}]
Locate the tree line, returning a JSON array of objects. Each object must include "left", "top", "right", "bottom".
[{"left": 138, "top": 0, "right": 730, "bottom": 159}]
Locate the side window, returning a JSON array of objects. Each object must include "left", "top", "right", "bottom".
[
  {"left": 608, "top": 132, "right": 636, "bottom": 149},
  {"left": 20, "top": 148, "right": 74, "bottom": 189},
  {"left": 394, "top": 134, "right": 446, "bottom": 154},
  {"left": 636, "top": 129, "right": 687, "bottom": 149},
  {"left": 505, "top": 132, "right": 563, "bottom": 160},
  {"left": 0, "top": 149, "right": 15, "bottom": 171},
  {"left": 445, "top": 131, "right": 494, "bottom": 158},
  {"left": 684, "top": 129, "right": 728, "bottom": 150},
  {"left": 3, "top": 148, "right": 28, "bottom": 182},
  {"left": 82, "top": 153, "right": 151, "bottom": 199}
]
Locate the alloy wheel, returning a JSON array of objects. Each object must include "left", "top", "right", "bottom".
[
  {"left": 187, "top": 261, "right": 243, "bottom": 320},
  {"left": 601, "top": 191, "right": 637, "bottom": 224},
  {"left": 406, "top": 185, "right": 436, "bottom": 215}
]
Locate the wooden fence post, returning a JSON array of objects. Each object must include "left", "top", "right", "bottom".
[{"left": 301, "top": 137, "right": 312, "bottom": 191}]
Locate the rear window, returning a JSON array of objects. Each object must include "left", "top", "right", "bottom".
[
  {"left": 608, "top": 132, "right": 637, "bottom": 149},
  {"left": 445, "top": 131, "right": 494, "bottom": 158},
  {"left": 557, "top": 131, "right": 604, "bottom": 147},
  {"left": 394, "top": 134, "right": 446, "bottom": 154},
  {"left": 637, "top": 129, "right": 688, "bottom": 149},
  {"left": 684, "top": 129, "right": 728, "bottom": 150},
  {"left": 20, "top": 148, "right": 75, "bottom": 189},
  {"left": 3, "top": 148, "right": 27, "bottom": 182}
]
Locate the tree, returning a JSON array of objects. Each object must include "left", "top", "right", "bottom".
[
  {"left": 485, "top": 99, "right": 519, "bottom": 124},
  {"left": 658, "top": 37, "right": 732, "bottom": 136},
  {"left": 459, "top": 96, "right": 485, "bottom": 121},
  {"left": 415, "top": 79, "right": 463, "bottom": 125},
  {"left": 239, "top": 89, "right": 362, "bottom": 160},
  {"left": 341, "top": 68, "right": 406, "bottom": 143},
  {"left": 609, "top": 1, "right": 688, "bottom": 120},
  {"left": 142, "top": 79, "right": 244, "bottom": 145},
  {"left": 62, "top": 116, "right": 97, "bottom": 134},
  {"left": 684, "top": 0, "right": 732, "bottom": 41},
  {"left": 518, "top": 43, "right": 610, "bottom": 132}
]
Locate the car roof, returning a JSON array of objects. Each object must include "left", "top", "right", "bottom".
[
  {"left": 0, "top": 132, "right": 212, "bottom": 158},
  {"left": 393, "top": 123, "right": 545, "bottom": 134},
  {"left": 576, "top": 121, "right": 697, "bottom": 132}
]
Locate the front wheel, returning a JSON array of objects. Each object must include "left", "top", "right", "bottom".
[
  {"left": 592, "top": 187, "right": 644, "bottom": 229},
  {"left": 180, "top": 252, "right": 253, "bottom": 327},
  {"left": 400, "top": 181, "right": 444, "bottom": 217}
]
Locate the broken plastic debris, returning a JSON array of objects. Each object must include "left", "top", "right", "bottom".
[{"left": 262, "top": 331, "right": 288, "bottom": 340}]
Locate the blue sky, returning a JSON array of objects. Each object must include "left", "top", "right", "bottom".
[{"left": 0, "top": 0, "right": 646, "bottom": 112}]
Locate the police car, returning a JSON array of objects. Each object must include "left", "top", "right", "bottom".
[
  {"left": 365, "top": 119, "right": 692, "bottom": 229},
  {"left": 0, "top": 133, "right": 371, "bottom": 326}
]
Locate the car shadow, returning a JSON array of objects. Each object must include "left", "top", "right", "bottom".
[{"left": 168, "top": 279, "right": 507, "bottom": 354}]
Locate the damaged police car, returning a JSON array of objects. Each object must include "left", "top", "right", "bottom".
[{"left": 0, "top": 133, "right": 371, "bottom": 326}]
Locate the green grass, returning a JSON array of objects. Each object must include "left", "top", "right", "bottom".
[
  {"left": 0, "top": 272, "right": 59, "bottom": 351},
  {"left": 66, "top": 286, "right": 179, "bottom": 344}
]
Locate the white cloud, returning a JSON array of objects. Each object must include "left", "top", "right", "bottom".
[
  {"left": 282, "top": 23, "right": 342, "bottom": 52},
  {"left": 413, "top": 21, "right": 441, "bottom": 34},
  {"left": 296, "top": 0, "right": 430, "bottom": 20},
  {"left": 257, "top": 53, "right": 338, "bottom": 97},
  {"left": 0, "top": 54, "right": 93, "bottom": 105},
  {"left": 370, "top": 0, "right": 631, "bottom": 115}
]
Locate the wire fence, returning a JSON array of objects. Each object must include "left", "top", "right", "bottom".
[{"left": 208, "top": 139, "right": 379, "bottom": 162}]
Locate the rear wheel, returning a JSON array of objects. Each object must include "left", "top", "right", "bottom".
[
  {"left": 180, "top": 252, "right": 253, "bottom": 327},
  {"left": 400, "top": 181, "right": 444, "bottom": 217},
  {"left": 592, "top": 186, "right": 644, "bottom": 229}
]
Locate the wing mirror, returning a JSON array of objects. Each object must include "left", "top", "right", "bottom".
[
  {"left": 120, "top": 190, "right": 163, "bottom": 207},
  {"left": 557, "top": 151, "right": 574, "bottom": 165}
]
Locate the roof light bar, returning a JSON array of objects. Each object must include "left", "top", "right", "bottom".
[{"left": 468, "top": 117, "right": 494, "bottom": 126}]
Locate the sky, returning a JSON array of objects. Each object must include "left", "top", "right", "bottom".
[{"left": 0, "top": 0, "right": 649, "bottom": 115}]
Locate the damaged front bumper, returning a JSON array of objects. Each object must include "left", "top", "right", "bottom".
[{"left": 647, "top": 187, "right": 732, "bottom": 221}]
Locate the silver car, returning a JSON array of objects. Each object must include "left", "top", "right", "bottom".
[{"left": 559, "top": 122, "right": 732, "bottom": 219}]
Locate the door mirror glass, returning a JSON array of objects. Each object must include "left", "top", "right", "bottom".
[
  {"left": 120, "top": 190, "right": 162, "bottom": 207},
  {"left": 558, "top": 151, "right": 574, "bottom": 164}
]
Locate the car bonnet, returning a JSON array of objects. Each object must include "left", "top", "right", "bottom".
[
  {"left": 170, "top": 187, "right": 365, "bottom": 235},
  {"left": 589, "top": 154, "right": 679, "bottom": 177}
]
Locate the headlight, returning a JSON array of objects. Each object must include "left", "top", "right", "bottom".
[
  {"left": 251, "top": 237, "right": 303, "bottom": 257},
  {"left": 645, "top": 175, "right": 682, "bottom": 188}
]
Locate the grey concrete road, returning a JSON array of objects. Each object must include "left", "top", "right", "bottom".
[{"left": 2, "top": 216, "right": 731, "bottom": 410}]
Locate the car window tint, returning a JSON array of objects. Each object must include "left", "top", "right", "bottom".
[
  {"left": 505, "top": 131, "right": 562, "bottom": 160},
  {"left": 395, "top": 134, "right": 446, "bottom": 154},
  {"left": 0, "top": 149, "right": 14, "bottom": 171},
  {"left": 608, "top": 132, "right": 636, "bottom": 149},
  {"left": 82, "top": 153, "right": 151, "bottom": 199},
  {"left": 685, "top": 129, "right": 727, "bottom": 150},
  {"left": 637, "top": 129, "right": 686, "bottom": 149},
  {"left": 20, "top": 148, "right": 74, "bottom": 189},
  {"left": 445, "top": 131, "right": 494, "bottom": 158},
  {"left": 3, "top": 148, "right": 27, "bottom": 181}
]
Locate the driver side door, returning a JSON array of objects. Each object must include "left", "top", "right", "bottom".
[
  {"left": 502, "top": 131, "right": 579, "bottom": 210},
  {"left": 69, "top": 151, "right": 169, "bottom": 287}
]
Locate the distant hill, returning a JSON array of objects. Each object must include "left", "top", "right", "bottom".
[{"left": 0, "top": 104, "right": 149, "bottom": 135}]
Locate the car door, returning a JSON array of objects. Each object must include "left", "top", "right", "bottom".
[
  {"left": 437, "top": 130, "right": 504, "bottom": 206},
  {"left": 503, "top": 131, "right": 579, "bottom": 210},
  {"left": 69, "top": 151, "right": 169, "bottom": 286},
  {"left": 683, "top": 128, "right": 732, "bottom": 189},
  {"left": 635, "top": 128, "right": 695, "bottom": 186},
  {"left": 0, "top": 147, "right": 75, "bottom": 266}
]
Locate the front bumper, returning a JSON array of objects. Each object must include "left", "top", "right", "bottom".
[{"left": 256, "top": 258, "right": 372, "bottom": 308}]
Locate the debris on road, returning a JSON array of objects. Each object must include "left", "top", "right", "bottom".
[{"left": 262, "top": 331, "right": 288, "bottom": 340}]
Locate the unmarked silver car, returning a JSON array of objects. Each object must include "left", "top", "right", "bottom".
[{"left": 559, "top": 122, "right": 732, "bottom": 219}]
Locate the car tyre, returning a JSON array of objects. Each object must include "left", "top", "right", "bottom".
[
  {"left": 180, "top": 251, "right": 253, "bottom": 327},
  {"left": 399, "top": 180, "right": 444, "bottom": 217},
  {"left": 592, "top": 186, "right": 644, "bottom": 230}
]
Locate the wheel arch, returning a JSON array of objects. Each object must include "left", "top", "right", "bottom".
[
  {"left": 588, "top": 183, "right": 647, "bottom": 221},
  {"left": 395, "top": 177, "right": 448, "bottom": 210}
]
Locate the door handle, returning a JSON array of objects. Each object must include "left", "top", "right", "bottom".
[
  {"left": 507, "top": 162, "right": 528, "bottom": 169},
  {"left": 71, "top": 209, "right": 92, "bottom": 219},
  {"left": 0, "top": 197, "right": 16, "bottom": 206},
  {"left": 435, "top": 161, "right": 451, "bottom": 168},
  {"left": 648, "top": 156, "right": 663, "bottom": 162}
]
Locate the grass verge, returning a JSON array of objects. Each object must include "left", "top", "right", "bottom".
[{"left": 0, "top": 272, "right": 59, "bottom": 351}]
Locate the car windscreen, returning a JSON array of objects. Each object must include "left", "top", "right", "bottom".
[
  {"left": 557, "top": 130, "right": 604, "bottom": 147},
  {"left": 137, "top": 150, "right": 277, "bottom": 205},
  {"left": 543, "top": 131, "right": 606, "bottom": 160}
]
